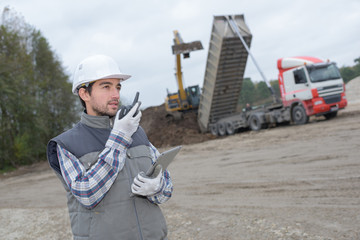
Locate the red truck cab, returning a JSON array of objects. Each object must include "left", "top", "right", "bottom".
[{"left": 277, "top": 56, "right": 347, "bottom": 123}]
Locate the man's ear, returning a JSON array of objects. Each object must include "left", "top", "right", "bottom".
[{"left": 78, "top": 88, "right": 90, "bottom": 102}]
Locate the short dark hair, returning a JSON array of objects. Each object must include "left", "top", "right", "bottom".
[{"left": 78, "top": 82, "right": 95, "bottom": 109}]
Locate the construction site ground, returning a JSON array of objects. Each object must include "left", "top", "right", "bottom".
[{"left": 1, "top": 77, "right": 359, "bottom": 240}]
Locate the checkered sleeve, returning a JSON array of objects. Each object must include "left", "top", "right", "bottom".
[
  {"left": 57, "top": 129, "right": 132, "bottom": 209},
  {"left": 147, "top": 143, "right": 173, "bottom": 204}
]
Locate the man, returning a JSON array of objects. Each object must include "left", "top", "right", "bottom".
[
  {"left": 245, "top": 103, "right": 252, "bottom": 112},
  {"left": 47, "top": 54, "right": 173, "bottom": 240}
]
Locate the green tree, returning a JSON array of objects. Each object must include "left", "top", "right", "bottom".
[
  {"left": 238, "top": 78, "right": 281, "bottom": 110},
  {"left": 238, "top": 78, "right": 255, "bottom": 108},
  {"left": 0, "top": 7, "right": 78, "bottom": 170},
  {"left": 339, "top": 56, "right": 360, "bottom": 83},
  {"left": 254, "top": 81, "right": 271, "bottom": 103},
  {"left": 31, "top": 30, "right": 78, "bottom": 142},
  {"left": 270, "top": 80, "right": 280, "bottom": 97}
]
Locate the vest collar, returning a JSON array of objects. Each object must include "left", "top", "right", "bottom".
[{"left": 81, "top": 111, "right": 114, "bottom": 129}]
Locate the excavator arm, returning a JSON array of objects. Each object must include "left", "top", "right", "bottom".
[{"left": 170, "top": 30, "right": 203, "bottom": 109}]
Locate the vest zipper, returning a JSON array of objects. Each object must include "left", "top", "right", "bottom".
[{"left": 125, "top": 159, "right": 144, "bottom": 240}]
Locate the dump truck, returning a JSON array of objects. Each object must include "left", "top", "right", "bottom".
[{"left": 197, "top": 15, "right": 347, "bottom": 136}]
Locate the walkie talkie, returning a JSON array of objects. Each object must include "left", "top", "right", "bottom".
[{"left": 118, "top": 92, "right": 141, "bottom": 120}]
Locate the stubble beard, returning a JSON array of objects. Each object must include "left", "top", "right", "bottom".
[{"left": 91, "top": 103, "right": 118, "bottom": 117}]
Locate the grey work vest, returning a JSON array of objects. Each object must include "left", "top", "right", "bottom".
[{"left": 47, "top": 113, "right": 168, "bottom": 240}]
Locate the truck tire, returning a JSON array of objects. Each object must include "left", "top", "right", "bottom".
[
  {"left": 210, "top": 124, "right": 218, "bottom": 136},
  {"left": 324, "top": 111, "right": 337, "bottom": 120},
  {"left": 225, "top": 121, "right": 235, "bottom": 135},
  {"left": 249, "top": 114, "right": 262, "bottom": 131},
  {"left": 292, "top": 105, "right": 309, "bottom": 125},
  {"left": 217, "top": 122, "right": 226, "bottom": 136}
]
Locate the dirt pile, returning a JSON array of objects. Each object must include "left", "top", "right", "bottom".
[
  {"left": 140, "top": 104, "right": 214, "bottom": 148},
  {"left": 346, "top": 76, "right": 360, "bottom": 103}
]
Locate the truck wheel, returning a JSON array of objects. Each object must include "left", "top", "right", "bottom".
[
  {"left": 249, "top": 115, "right": 262, "bottom": 131},
  {"left": 225, "top": 121, "right": 235, "bottom": 135},
  {"left": 324, "top": 111, "right": 337, "bottom": 120},
  {"left": 292, "top": 105, "right": 309, "bottom": 125},
  {"left": 217, "top": 122, "right": 226, "bottom": 136},
  {"left": 210, "top": 124, "right": 218, "bottom": 136}
]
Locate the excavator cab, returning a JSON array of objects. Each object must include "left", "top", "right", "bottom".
[{"left": 185, "top": 85, "right": 200, "bottom": 108}]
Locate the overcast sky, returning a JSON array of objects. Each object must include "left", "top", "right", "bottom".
[{"left": 1, "top": 0, "right": 360, "bottom": 108}]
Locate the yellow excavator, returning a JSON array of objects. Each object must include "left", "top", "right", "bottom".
[{"left": 165, "top": 30, "right": 203, "bottom": 119}]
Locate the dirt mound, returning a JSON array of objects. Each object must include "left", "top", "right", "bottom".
[
  {"left": 346, "top": 76, "right": 360, "bottom": 104},
  {"left": 140, "top": 104, "right": 214, "bottom": 148}
]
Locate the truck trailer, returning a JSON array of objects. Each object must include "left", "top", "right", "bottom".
[
  {"left": 198, "top": 15, "right": 347, "bottom": 136},
  {"left": 197, "top": 15, "right": 252, "bottom": 134}
]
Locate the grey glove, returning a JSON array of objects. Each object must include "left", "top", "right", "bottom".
[
  {"left": 131, "top": 166, "right": 163, "bottom": 196},
  {"left": 113, "top": 102, "right": 142, "bottom": 137}
]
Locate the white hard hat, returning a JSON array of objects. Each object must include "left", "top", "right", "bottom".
[{"left": 72, "top": 54, "right": 131, "bottom": 94}]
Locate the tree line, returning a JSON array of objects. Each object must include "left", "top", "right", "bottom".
[
  {"left": 0, "top": 8, "right": 79, "bottom": 172},
  {"left": 238, "top": 78, "right": 280, "bottom": 109},
  {"left": 339, "top": 57, "right": 360, "bottom": 83}
]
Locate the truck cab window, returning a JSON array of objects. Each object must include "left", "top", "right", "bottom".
[
  {"left": 307, "top": 63, "right": 341, "bottom": 82},
  {"left": 294, "top": 68, "right": 307, "bottom": 84}
]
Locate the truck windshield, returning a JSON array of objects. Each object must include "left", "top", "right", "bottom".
[{"left": 307, "top": 63, "right": 341, "bottom": 82}]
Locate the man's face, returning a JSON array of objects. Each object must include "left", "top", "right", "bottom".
[{"left": 82, "top": 78, "right": 121, "bottom": 117}]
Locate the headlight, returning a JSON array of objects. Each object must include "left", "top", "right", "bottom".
[{"left": 314, "top": 100, "right": 323, "bottom": 105}]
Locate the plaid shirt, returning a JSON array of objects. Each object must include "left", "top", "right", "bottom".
[{"left": 57, "top": 129, "right": 173, "bottom": 209}]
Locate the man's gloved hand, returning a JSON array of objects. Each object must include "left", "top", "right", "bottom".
[
  {"left": 113, "top": 102, "right": 142, "bottom": 137},
  {"left": 131, "top": 166, "right": 163, "bottom": 196}
]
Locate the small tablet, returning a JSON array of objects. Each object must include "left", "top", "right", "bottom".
[{"left": 146, "top": 146, "right": 182, "bottom": 176}]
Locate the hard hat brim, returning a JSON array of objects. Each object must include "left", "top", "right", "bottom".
[
  {"left": 72, "top": 73, "right": 131, "bottom": 94},
  {"left": 99, "top": 73, "right": 131, "bottom": 81}
]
